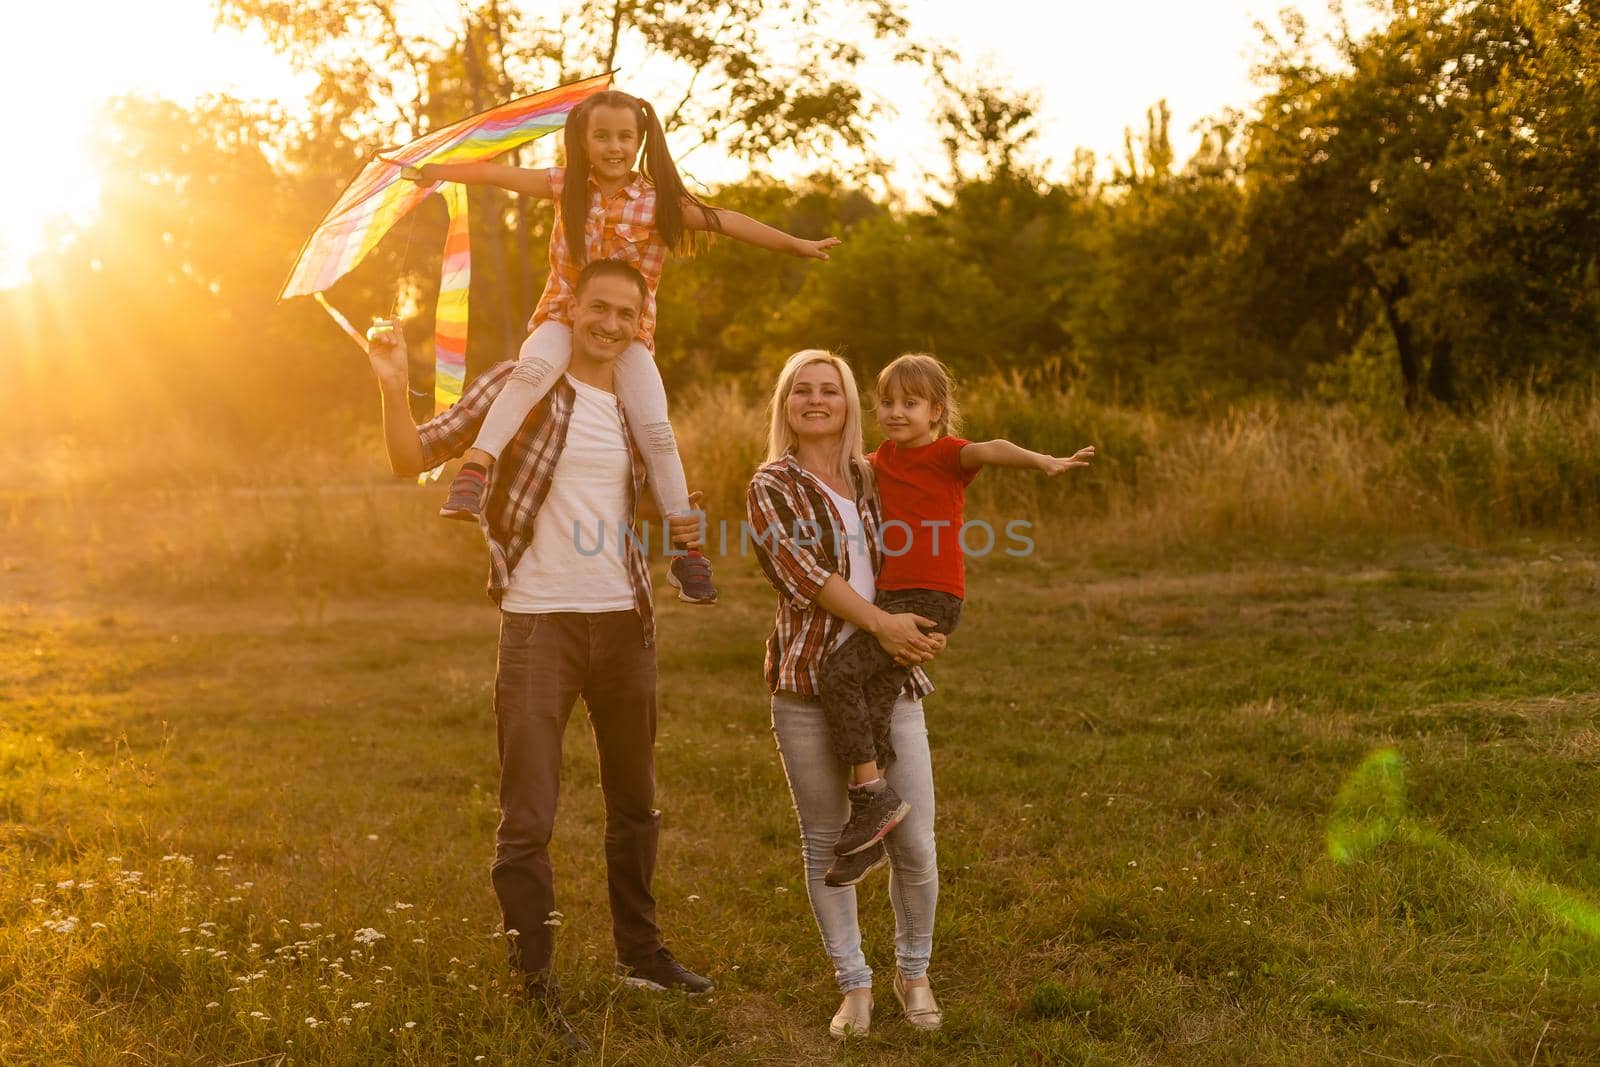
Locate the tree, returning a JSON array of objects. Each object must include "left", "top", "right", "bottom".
[
  {"left": 1242, "top": 0, "right": 1600, "bottom": 409},
  {"left": 216, "top": 0, "right": 927, "bottom": 377}
]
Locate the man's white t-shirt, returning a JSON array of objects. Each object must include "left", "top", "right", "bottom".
[
  {"left": 819, "top": 480, "right": 876, "bottom": 649},
  {"left": 501, "top": 375, "right": 636, "bottom": 613}
]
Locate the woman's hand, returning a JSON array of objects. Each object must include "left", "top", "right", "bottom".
[
  {"left": 893, "top": 631, "right": 947, "bottom": 667},
  {"left": 872, "top": 611, "right": 941, "bottom": 663}
]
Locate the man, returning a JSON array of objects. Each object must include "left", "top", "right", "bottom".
[{"left": 364, "top": 259, "right": 711, "bottom": 1052}]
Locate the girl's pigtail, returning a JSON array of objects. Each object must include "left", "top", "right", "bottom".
[
  {"left": 637, "top": 97, "right": 721, "bottom": 254},
  {"left": 561, "top": 97, "right": 594, "bottom": 266}
]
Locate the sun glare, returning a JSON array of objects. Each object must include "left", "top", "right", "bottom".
[
  {"left": 0, "top": 109, "right": 100, "bottom": 288},
  {"left": 0, "top": 2, "right": 306, "bottom": 288}
]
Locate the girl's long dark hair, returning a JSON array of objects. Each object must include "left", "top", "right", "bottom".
[{"left": 561, "top": 90, "right": 722, "bottom": 267}]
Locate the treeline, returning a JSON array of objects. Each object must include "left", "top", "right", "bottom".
[{"left": 5, "top": 0, "right": 1598, "bottom": 445}]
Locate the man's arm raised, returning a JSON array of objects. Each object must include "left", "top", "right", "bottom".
[{"left": 365, "top": 323, "right": 427, "bottom": 477}]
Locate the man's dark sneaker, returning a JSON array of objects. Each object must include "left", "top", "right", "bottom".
[
  {"left": 666, "top": 549, "right": 718, "bottom": 604},
  {"left": 834, "top": 782, "right": 910, "bottom": 856},
  {"left": 518, "top": 975, "right": 588, "bottom": 1055},
  {"left": 824, "top": 840, "right": 889, "bottom": 888},
  {"left": 438, "top": 464, "right": 488, "bottom": 521},
  {"left": 618, "top": 946, "right": 714, "bottom": 995}
]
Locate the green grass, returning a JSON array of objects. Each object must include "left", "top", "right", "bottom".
[{"left": 5, "top": 473, "right": 1600, "bottom": 1063}]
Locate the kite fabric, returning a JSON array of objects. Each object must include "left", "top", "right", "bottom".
[
  {"left": 278, "top": 71, "right": 613, "bottom": 436},
  {"left": 279, "top": 71, "right": 611, "bottom": 301}
]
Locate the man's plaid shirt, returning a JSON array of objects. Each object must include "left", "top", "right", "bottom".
[
  {"left": 745, "top": 454, "right": 934, "bottom": 699},
  {"left": 530, "top": 168, "right": 670, "bottom": 349},
  {"left": 418, "top": 362, "right": 655, "bottom": 646}
]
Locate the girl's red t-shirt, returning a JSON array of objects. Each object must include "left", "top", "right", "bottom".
[{"left": 869, "top": 435, "right": 979, "bottom": 598}]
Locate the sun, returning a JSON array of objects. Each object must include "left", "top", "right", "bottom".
[
  {"left": 0, "top": 15, "right": 105, "bottom": 288},
  {"left": 0, "top": 2, "right": 308, "bottom": 288},
  {"left": 0, "top": 108, "right": 101, "bottom": 288}
]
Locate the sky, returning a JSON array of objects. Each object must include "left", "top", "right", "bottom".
[{"left": 0, "top": 0, "right": 1373, "bottom": 285}]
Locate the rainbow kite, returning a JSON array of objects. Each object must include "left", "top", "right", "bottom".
[{"left": 279, "top": 72, "right": 612, "bottom": 420}]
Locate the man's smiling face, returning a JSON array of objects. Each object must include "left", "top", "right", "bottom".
[{"left": 569, "top": 272, "right": 643, "bottom": 363}]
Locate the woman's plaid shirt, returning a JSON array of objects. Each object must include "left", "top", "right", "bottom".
[
  {"left": 745, "top": 455, "right": 934, "bottom": 698},
  {"left": 530, "top": 168, "right": 670, "bottom": 349},
  {"left": 417, "top": 363, "right": 655, "bottom": 646}
]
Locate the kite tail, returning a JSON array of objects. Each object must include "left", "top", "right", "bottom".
[{"left": 419, "top": 182, "right": 471, "bottom": 484}]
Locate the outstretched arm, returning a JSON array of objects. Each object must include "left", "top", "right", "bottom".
[
  {"left": 364, "top": 324, "right": 428, "bottom": 477},
  {"left": 683, "top": 202, "right": 840, "bottom": 260},
  {"left": 399, "top": 161, "right": 554, "bottom": 199},
  {"left": 960, "top": 440, "right": 1096, "bottom": 475}
]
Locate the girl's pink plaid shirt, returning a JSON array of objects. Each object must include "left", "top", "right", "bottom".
[{"left": 530, "top": 168, "right": 671, "bottom": 349}]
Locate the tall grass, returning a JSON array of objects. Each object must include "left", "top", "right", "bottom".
[
  {"left": 10, "top": 380, "right": 1600, "bottom": 602},
  {"left": 675, "top": 377, "right": 1600, "bottom": 545}
]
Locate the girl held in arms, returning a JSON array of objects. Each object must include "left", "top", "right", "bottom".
[{"left": 818, "top": 354, "right": 1094, "bottom": 886}]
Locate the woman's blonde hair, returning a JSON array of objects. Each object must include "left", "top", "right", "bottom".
[
  {"left": 876, "top": 352, "right": 961, "bottom": 436},
  {"left": 765, "top": 349, "right": 873, "bottom": 491}
]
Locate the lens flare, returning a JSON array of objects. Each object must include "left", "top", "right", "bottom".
[
  {"left": 1326, "top": 747, "right": 1405, "bottom": 864},
  {"left": 1327, "top": 746, "right": 1600, "bottom": 940}
]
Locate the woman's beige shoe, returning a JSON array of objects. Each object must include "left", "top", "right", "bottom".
[
  {"left": 829, "top": 988, "right": 873, "bottom": 1039},
  {"left": 894, "top": 972, "right": 942, "bottom": 1031}
]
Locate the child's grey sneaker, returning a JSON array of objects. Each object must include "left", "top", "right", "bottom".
[
  {"left": 438, "top": 466, "right": 487, "bottom": 521},
  {"left": 824, "top": 841, "right": 889, "bottom": 887},
  {"left": 666, "top": 549, "right": 718, "bottom": 604},
  {"left": 834, "top": 782, "right": 910, "bottom": 856}
]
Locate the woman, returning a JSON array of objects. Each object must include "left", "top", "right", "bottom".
[{"left": 745, "top": 349, "right": 948, "bottom": 1038}]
